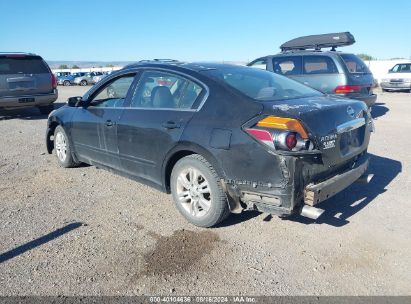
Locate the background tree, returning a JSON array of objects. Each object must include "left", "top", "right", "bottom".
[
  {"left": 357, "top": 53, "right": 375, "bottom": 61},
  {"left": 58, "top": 64, "right": 69, "bottom": 69},
  {"left": 72, "top": 65, "right": 80, "bottom": 69}
]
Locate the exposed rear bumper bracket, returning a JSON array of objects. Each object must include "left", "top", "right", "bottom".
[{"left": 304, "top": 157, "right": 369, "bottom": 206}]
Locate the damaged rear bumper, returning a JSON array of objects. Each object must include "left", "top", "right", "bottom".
[
  {"left": 304, "top": 156, "right": 369, "bottom": 206},
  {"left": 225, "top": 152, "right": 370, "bottom": 217}
]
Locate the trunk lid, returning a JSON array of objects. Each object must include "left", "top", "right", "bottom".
[
  {"left": 0, "top": 55, "right": 53, "bottom": 98},
  {"left": 263, "top": 95, "right": 372, "bottom": 166}
]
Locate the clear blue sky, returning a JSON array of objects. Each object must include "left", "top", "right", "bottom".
[{"left": 1, "top": 0, "right": 410, "bottom": 62}]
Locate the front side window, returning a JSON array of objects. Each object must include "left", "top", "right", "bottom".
[
  {"left": 272, "top": 56, "right": 302, "bottom": 75},
  {"left": 203, "top": 66, "right": 322, "bottom": 101},
  {"left": 248, "top": 58, "right": 267, "bottom": 70},
  {"left": 130, "top": 71, "right": 203, "bottom": 109},
  {"left": 303, "top": 56, "right": 338, "bottom": 74},
  {"left": 89, "top": 75, "right": 135, "bottom": 108}
]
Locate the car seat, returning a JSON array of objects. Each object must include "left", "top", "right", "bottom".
[{"left": 151, "top": 86, "right": 174, "bottom": 108}]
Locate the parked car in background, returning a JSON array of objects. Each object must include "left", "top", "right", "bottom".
[
  {"left": 73, "top": 72, "right": 103, "bottom": 86},
  {"left": 56, "top": 72, "right": 71, "bottom": 77},
  {"left": 46, "top": 61, "right": 373, "bottom": 227},
  {"left": 0, "top": 52, "right": 57, "bottom": 114},
  {"left": 380, "top": 63, "right": 411, "bottom": 92},
  {"left": 91, "top": 71, "right": 112, "bottom": 84},
  {"left": 248, "top": 32, "right": 377, "bottom": 107},
  {"left": 58, "top": 72, "right": 86, "bottom": 86}
]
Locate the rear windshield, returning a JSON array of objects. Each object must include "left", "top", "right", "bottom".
[
  {"left": 203, "top": 66, "right": 322, "bottom": 101},
  {"left": 0, "top": 56, "right": 49, "bottom": 75},
  {"left": 340, "top": 54, "right": 370, "bottom": 74}
]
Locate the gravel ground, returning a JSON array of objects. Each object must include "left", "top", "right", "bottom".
[{"left": 0, "top": 86, "right": 410, "bottom": 296}]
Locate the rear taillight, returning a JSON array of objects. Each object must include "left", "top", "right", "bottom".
[
  {"left": 244, "top": 128, "right": 274, "bottom": 148},
  {"left": 335, "top": 85, "right": 361, "bottom": 94},
  {"left": 51, "top": 73, "right": 57, "bottom": 89},
  {"left": 244, "top": 116, "right": 311, "bottom": 152},
  {"left": 285, "top": 132, "right": 297, "bottom": 150}
]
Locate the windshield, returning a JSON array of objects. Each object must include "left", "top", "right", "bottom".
[
  {"left": 390, "top": 64, "right": 411, "bottom": 73},
  {"left": 340, "top": 54, "right": 371, "bottom": 74},
  {"left": 203, "top": 66, "right": 322, "bottom": 101}
]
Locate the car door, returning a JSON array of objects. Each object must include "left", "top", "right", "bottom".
[
  {"left": 117, "top": 70, "right": 206, "bottom": 185},
  {"left": 69, "top": 73, "right": 137, "bottom": 169}
]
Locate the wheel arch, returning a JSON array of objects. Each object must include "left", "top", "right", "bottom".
[
  {"left": 162, "top": 142, "right": 226, "bottom": 193},
  {"left": 46, "top": 119, "right": 78, "bottom": 163},
  {"left": 46, "top": 120, "right": 60, "bottom": 154}
]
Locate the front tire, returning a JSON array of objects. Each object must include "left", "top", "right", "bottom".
[
  {"left": 63, "top": 80, "right": 71, "bottom": 86},
  {"left": 80, "top": 80, "right": 88, "bottom": 86},
  {"left": 54, "top": 125, "right": 80, "bottom": 168},
  {"left": 170, "top": 154, "right": 230, "bottom": 227}
]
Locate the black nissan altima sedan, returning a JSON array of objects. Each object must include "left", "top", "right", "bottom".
[{"left": 46, "top": 61, "right": 373, "bottom": 227}]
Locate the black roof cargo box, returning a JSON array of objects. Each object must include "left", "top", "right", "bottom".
[{"left": 280, "top": 32, "right": 355, "bottom": 52}]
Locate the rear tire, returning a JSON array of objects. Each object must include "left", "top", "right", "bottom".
[
  {"left": 63, "top": 80, "right": 71, "bottom": 86},
  {"left": 170, "top": 154, "right": 230, "bottom": 227},
  {"left": 54, "top": 125, "right": 80, "bottom": 168},
  {"left": 38, "top": 104, "right": 54, "bottom": 115}
]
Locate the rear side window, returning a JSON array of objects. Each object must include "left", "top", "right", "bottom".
[
  {"left": 272, "top": 56, "right": 302, "bottom": 75},
  {"left": 131, "top": 71, "right": 203, "bottom": 109},
  {"left": 339, "top": 54, "right": 370, "bottom": 74},
  {"left": 0, "top": 56, "right": 49, "bottom": 74},
  {"left": 303, "top": 56, "right": 338, "bottom": 74}
]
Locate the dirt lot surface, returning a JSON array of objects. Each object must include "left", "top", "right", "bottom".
[{"left": 0, "top": 86, "right": 410, "bottom": 296}]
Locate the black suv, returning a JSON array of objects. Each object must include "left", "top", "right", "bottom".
[
  {"left": 248, "top": 32, "right": 377, "bottom": 107},
  {"left": 46, "top": 61, "right": 373, "bottom": 227},
  {"left": 0, "top": 53, "right": 58, "bottom": 114}
]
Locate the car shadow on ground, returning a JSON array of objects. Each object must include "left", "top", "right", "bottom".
[
  {"left": 371, "top": 102, "right": 389, "bottom": 119},
  {"left": 0, "top": 102, "right": 66, "bottom": 121},
  {"left": 0, "top": 222, "right": 83, "bottom": 264},
  {"left": 215, "top": 210, "right": 261, "bottom": 228},
  {"left": 287, "top": 153, "right": 402, "bottom": 227}
]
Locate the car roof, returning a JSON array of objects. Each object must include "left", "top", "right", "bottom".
[
  {"left": 123, "top": 61, "right": 244, "bottom": 73},
  {"left": 261, "top": 50, "right": 351, "bottom": 58},
  {"left": 0, "top": 52, "right": 40, "bottom": 57}
]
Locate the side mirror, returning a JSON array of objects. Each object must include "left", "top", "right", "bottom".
[{"left": 67, "top": 96, "right": 83, "bottom": 107}]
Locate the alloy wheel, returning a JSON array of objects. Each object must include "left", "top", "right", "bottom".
[
  {"left": 55, "top": 131, "right": 67, "bottom": 162},
  {"left": 176, "top": 167, "right": 212, "bottom": 218}
]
